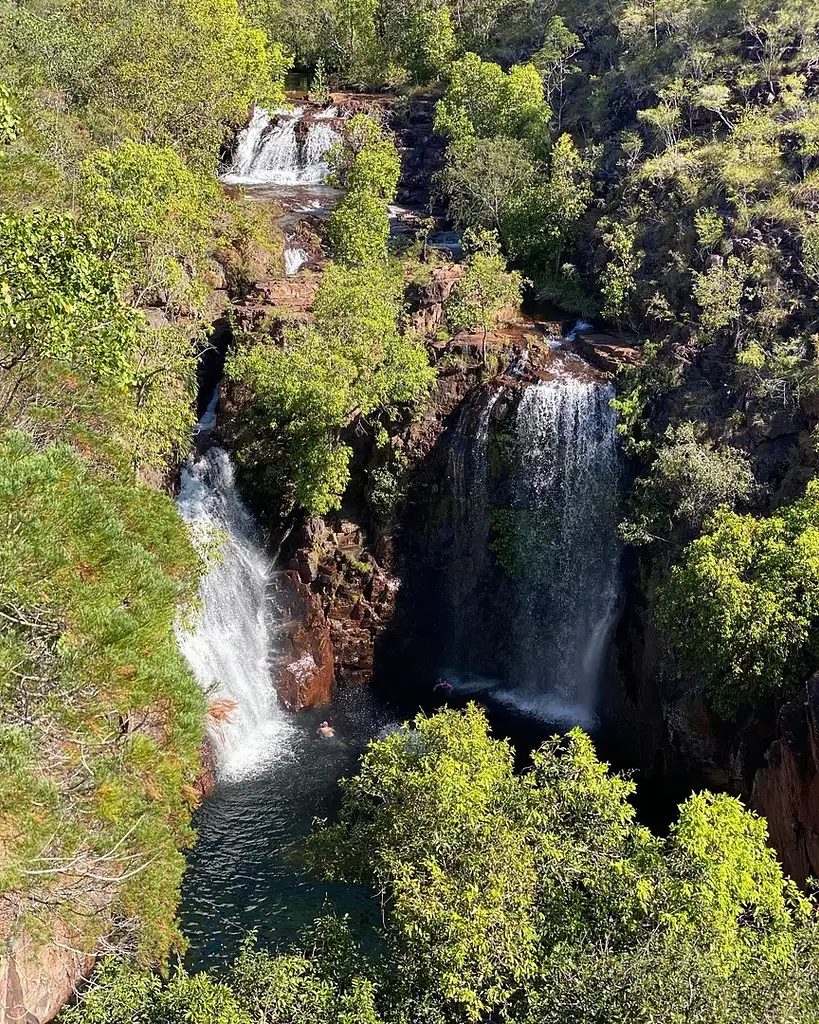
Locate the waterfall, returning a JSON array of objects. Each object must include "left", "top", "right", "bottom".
[
  {"left": 177, "top": 443, "right": 291, "bottom": 781},
  {"left": 222, "top": 107, "right": 340, "bottom": 186},
  {"left": 301, "top": 123, "right": 339, "bottom": 178},
  {"left": 440, "top": 375, "right": 621, "bottom": 728},
  {"left": 502, "top": 379, "right": 621, "bottom": 725},
  {"left": 284, "top": 246, "right": 308, "bottom": 275}
]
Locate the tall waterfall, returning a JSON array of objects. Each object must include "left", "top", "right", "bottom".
[
  {"left": 504, "top": 379, "right": 621, "bottom": 725},
  {"left": 177, "top": 443, "right": 291, "bottom": 780},
  {"left": 442, "top": 376, "right": 621, "bottom": 727},
  {"left": 222, "top": 107, "right": 341, "bottom": 186}
]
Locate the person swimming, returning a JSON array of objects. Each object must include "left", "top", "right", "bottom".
[
  {"left": 433, "top": 678, "right": 454, "bottom": 694},
  {"left": 318, "top": 720, "right": 335, "bottom": 738}
]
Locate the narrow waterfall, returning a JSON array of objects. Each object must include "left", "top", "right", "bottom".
[
  {"left": 177, "top": 443, "right": 291, "bottom": 780},
  {"left": 503, "top": 379, "right": 621, "bottom": 725},
  {"left": 222, "top": 107, "right": 340, "bottom": 186},
  {"left": 284, "top": 244, "right": 308, "bottom": 275},
  {"left": 440, "top": 375, "right": 621, "bottom": 727}
]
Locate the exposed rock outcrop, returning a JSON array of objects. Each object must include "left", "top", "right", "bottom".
[
  {"left": 754, "top": 674, "right": 819, "bottom": 884},
  {"left": 407, "top": 265, "right": 464, "bottom": 335},
  {"left": 276, "top": 519, "right": 399, "bottom": 707},
  {"left": 277, "top": 569, "right": 336, "bottom": 709},
  {"left": 1, "top": 926, "right": 94, "bottom": 1024},
  {"left": 249, "top": 274, "right": 321, "bottom": 313}
]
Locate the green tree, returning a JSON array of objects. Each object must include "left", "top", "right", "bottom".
[
  {"left": 532, "top": 16, "right": 582, "bottom": 131},
  {"left": 434, "top": 53, "right": 552, "bottom": 155},
  {"left": 311, "top": 704, "right": 817, "bottom": 1023},
  {"left": 379, "top": 0, "right": 456, "bottom": 83},
  {"left": 659, "top": 480, "right": 819, "bottom": 715},
  {"left": 0, "top": 210, "right": 198, "bottom": 474},
  {"left": 0, "top": 211, "right": 142, "bottom": 387},
  {"left": 1, "top": 0, "right": 284, "bottom": 164},
  {"left": 693, "top": 256, "right": 747, "bottom": 334},
  {"left": 445, "top": 229, "right": 524, "bottom": 363},
  {"left": 503, "top": 132, "right": 591, "bottom": 281},
  {"left": 226, "top": 261, "right": 433, "bottom": 514},
  {"left": 437, "top": 135, "right": 536, "bottom": 233},
  {"left": 327, "top": 116, "right": 400, "bottom": 267},
  {"left": 77, "top": 140, "right": 222, "bottom": 313},
  {"left": 600, "top": 221, "right": 642, "bottom": 327},
  {"left": 622, "top": 421, "right": 756, "bottom": 543}
]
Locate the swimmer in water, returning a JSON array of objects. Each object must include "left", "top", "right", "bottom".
[
  {"left": 433, "top": 678, "right": 455, "bottom": 694},
  {"left": 318, "top": 720, "right": 335, "bottom": 739}
]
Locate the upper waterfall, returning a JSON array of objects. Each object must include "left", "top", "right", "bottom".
[
  {"left": 222, "top": 106, "right": 341, "bottom": 186},
  {"left": 177, "top": 443, "right": 291, "bottom": 780}
]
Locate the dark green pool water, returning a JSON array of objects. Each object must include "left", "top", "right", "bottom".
[{"left": 179, "top": 690, "right": 396, "bottom": 970}]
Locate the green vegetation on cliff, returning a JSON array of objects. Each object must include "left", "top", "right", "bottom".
[
  {"left": 3, "top": 0, "right": 819, "bottom": 1002},
  {"left": 226, "top": 117, "right": 434, "bottom": 515},
  {"left": 0, "top": 0, "right": 284, "bottom": 966},
  {"left": 62, "top": 707, "right": 819, "bottom": 1024},
  {"left": 0, "top": 433, "right": 204, "bottom": 960},
  {"left": 660, "top": 480, "right": 819, "bottom": 716}
]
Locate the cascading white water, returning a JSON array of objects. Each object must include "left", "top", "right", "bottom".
[
  {"left": 301, "top": 123, "right": 339, "bottom": 179},
  {"left": 222, "top": 106, "right": 340, "bottom": 186},
  {"left": 502, "top": 378, "right": 621, "bottom": 725},
  {"left": 177, "top": 443, "right": 291, "bottom": 780},
  {"left": 440, "top": 373, "right": 621, "bottom": 727},
  {"left": 284, "top": 247, "right": 308, "bottom": 275}
]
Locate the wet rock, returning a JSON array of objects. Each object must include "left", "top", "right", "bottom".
[{"left": 276, "top": 571, "right": 335, "bottom": 709}]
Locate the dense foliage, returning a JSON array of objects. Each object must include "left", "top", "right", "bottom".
[
  {"left": 660, "top": 480, "right": 819, "bottom": 715},
  {"left": 0, "top": 0, "right": 281, "bottom": 967},
  {"left": 0, "top": 0, "right": 286, "bottom": 168},
  {"left": 227, "top": 117, "right": 433, "bottom": 515},
  {"left": 0, "top": 433, "right": 205, "bottom": 960},
  {"left": 63, "top": 707, "right": 819, "bottom": 1023},
  {"left": 4, "top": 0, "right": 819, "bottom": 1001},
  {"left": 227, "top": 259, "right": 433, "bottom": 515}
]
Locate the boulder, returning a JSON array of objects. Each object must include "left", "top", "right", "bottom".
[
  {"left": 250, "top": 274, "right": 321, "bottom": 312},
  {"left": 572, "top": 331, "right": 641, "bottom": 374},
  {"left": 1, "top": 921, "right": 97, "bottom": 1024},
  {"left": 407, "top": 265, "right": 465, "bottom": 336}
]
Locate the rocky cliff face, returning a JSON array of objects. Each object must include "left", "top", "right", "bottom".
[
  {"left": 754, "top": 675, "right": 819, "bottom": 885},
  {"left": 1, "top": 924, "right": 94, "bottom": 1024},
  {"left": 603, "top": 338, "right": 819, "bottom": 834}
]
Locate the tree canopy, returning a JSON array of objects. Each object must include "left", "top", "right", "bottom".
[{"left": 62, "top": 707, "right": 819, "bottom": 1024}]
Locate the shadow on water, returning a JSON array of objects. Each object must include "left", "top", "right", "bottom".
[
  {"left": 181, "top": 676, "right": 689, "bottom": 971},
  {"left": 180, "top": 689, "right": 396, "bottom": 971}
]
